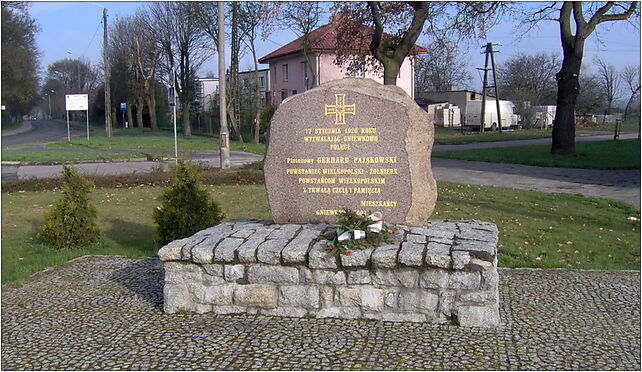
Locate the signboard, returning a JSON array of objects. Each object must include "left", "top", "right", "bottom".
[
  {"left": 120, "top": 102, "right": 127, "bottom": 110},
  {"left": 65, "top": 94, "right": 88, "bottom": 111},
  {"left": 1, "top": 105, "right": 5, "bottom": 110}
]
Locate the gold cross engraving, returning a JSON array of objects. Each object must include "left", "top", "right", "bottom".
[{"left": 324, "top": 94, "right": 356, "bottom": 125}]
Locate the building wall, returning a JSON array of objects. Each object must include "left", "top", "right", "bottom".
[
  {"left": 269, "top": 54, "right": 316, "bottom": 106},
  {"left": 239, "top": 69, "right": 272, "bottom": 107},
  {"left": 268, "top": 52, "right": 416, "bottom": 107},
  {"left": 197, "top": 78, "right": 220, "bottom": 112},
  {"left": 317, "top": 53, "right": 415, "bottom": 99}
]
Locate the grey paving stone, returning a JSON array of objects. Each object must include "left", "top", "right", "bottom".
[
  {"left": 233, "top": 284, "right": 278, "bottom": 308},
  {"left": 278, "top": 286, "right": 320, "bottom": 309},
  {"left": 452, "top": 239, "right": 496, "bottom": 262},
  {"left": 398, "top": 242, "right": 425, "bottom": 267},
  {"left": 213, "top": 238, "right": 245, "bottom": 262},
  {"left": 308, "top": 240, "right": 338, "bottom": 269},
  {"left": 340, "top": 248, "right": 373, "bottom": 267},
  {"left": 157, "top": 238, "right": 190, "bottom": 261},
  {"left": 371, "top": 244, "right": 399, "bottom": 268},
  {"left": 266, "top": 225, "right": 301, "bottom": 241},
  {"left": 246, "top": 265, "right": 298, "bottom": 285},
  {"left": 2, "top": 256, "right": 640, "bottom": 371},
  {"left": 256, "top": 239, "right": 287, "bottom": 265},
  {"left": 425, "top": 242, "right": 451, "bottom": 269},
  {"left": 281, "top": 232, "right": 316, "bottom": 264},
  {"left": 237, "top": 237, "right": 264, "bottom": 263}
]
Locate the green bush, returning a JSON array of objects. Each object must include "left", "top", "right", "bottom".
[
  {"left": 259, "top": 106, "right": 275, "bottom": 142},
  {"left": 153, "top": 161, "right": 225, "bottom": 245},
  {"left": 38, "top": 166, "right": 101, "bottom": 249}
]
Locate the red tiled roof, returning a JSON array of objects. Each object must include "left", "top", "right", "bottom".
[{"left": 258, "top": 17, "right": 427, "bottom": 63}]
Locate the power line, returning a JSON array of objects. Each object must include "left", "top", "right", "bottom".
[{"left": 80, "top": 19, "right": 103, "bottom": 59}]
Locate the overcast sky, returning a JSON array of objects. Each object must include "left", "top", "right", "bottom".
[{"left": 31, "top": 1, "right": 641, "bottom": 92}]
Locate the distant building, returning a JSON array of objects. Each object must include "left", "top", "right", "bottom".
[
  {"left": 416, "top": 90, "right": 519, "bottom": 129},
  {"left": 533, "top": 105, "right": 556, "bottom": 128},
  {"left": 196, "top": 77, "right": 220, "bottom": 112},
  {"left": 239, "top": 68, "right": 272, "bottom": 107},
  {"left": 258, "top": 15, "right": 426, "bottom": 107}
]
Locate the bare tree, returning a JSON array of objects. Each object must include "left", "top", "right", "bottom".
[
  {"left": 333, "top": 2, "right": 505, "bottom": 85},
  {"left": 227, "top": 2, "right": 244, "bottom": 143},
  {"left": 497, "top": 52, "right": 560, "bottom": 127},
  {"left": 277, "top": 2, "right": 322, "bottom": 88},
  {"left": 110, "top": 15, "right": 145, "bottom": 131},
  {"left": 134, "top": 10, "right": 161, "bottom": 131},
  {"left": 575, "top": 71, "right": 603, "bottom": 116},
  {"left": 148, "top": 2, "right": 208, "bottom": 136},
  {"left": 2, "top": 2, "right": 40, "bottom": 119},
  {"left": 621, "top": 64, "right": 641, "bottom": 119},
  {"left": 239, "top": 2, "right": 268, "bottom": 143},
  {"left": 523, "top": 2, "right": 638, "bottom": 155},
  {"left": 415, "top": 38, "right": 471, "bottom": 93},
  {"left": 594, "top": 57, "right": 621, "bottom": 124}
]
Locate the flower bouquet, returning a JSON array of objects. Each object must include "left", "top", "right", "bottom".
[{"left": 325, "top": 209, "right": 396, "bottom": 257}]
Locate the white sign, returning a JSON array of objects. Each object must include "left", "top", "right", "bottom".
[
  {"left": 65, "top": 94, "right": 88, "bottom": 111},
  {"left": 1, "top": 105, "right": 5, "bottom": 110}
]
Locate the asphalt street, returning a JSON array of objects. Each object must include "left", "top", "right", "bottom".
[
  {"left": 1, "top": 119, "right": 84, "bottom": 146},
  {"left": 1, "top": 121, "right": 639, "bottom": 208}
]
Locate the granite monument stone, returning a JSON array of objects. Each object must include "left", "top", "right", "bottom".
[{"left": 264, "top": 78, "right": 437, "bottom": 226}]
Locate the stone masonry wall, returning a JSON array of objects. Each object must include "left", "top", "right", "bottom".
[{"left": 158, "top": 219, "right": 500, "bottom": 327}]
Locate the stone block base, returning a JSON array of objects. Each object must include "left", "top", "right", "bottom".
[{"left": 159, "top": 219, "right": 500, "bottom": 327}]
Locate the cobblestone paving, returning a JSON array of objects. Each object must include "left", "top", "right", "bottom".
[{"left": 2, "top": 256, "right": 640, "bottom": 370}]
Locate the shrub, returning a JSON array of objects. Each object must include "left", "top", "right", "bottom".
[
  {"left": 153, "top": 161, "right": 225, "bottom": 245},
  {"left": 38, "top": 166, "right": 101, "bottom": 249},
  {"left": 259, "top": 106, "right": 275, "bottom": 142}
]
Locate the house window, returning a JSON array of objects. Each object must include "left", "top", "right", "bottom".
[
  {"left": 259, "top": 76, "right": 265, "bottom": 89},
  {"left": 292, "top": 90, "right": 297, "bottom": 95},
  {"left": 347, "top": 59, "right": 365, "bottom": 77},
  {"left": 281, "top": 90, "right": 288, "bottom": 101},
  {"left": 471, "top": 93, "right": 476, "bottom": 100},
  {"left": 283, "top": 64, "right": 289, "bottom": 81}
]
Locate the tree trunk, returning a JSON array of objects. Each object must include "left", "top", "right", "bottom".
[
  {"left": 147, "top": 93, "right": 158, "bottom": 132},
  {"left": 624, "top": 88, "right": 640, "bottom": 121},
  {"left": 227, "top": 103, "right": 243, "bottom": 143},
  {"left": 251, "top": 45, "right": 261, "bottom": 144},
  {"left": 229, "top": 2, "right": 243, "bottom": 143},
  {"left": 126, "top": 102, "right": 134, "bottom": 129},
  {"left": 112, "top": 107, "right": 119, "bottom": 129},
  {"left": 551, "top": 53, "right": 582, "bottom": 156},
  {"left": 182, "top": 101, "right": 191, "bottom": 136},
  {"left": 136, "top": 97, "right": 144, "bottom": 131},
  {"left": 382, "top": 60, "right": 401, "bottom": 85}
]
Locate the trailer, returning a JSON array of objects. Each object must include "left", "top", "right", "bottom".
[{"left": 464, "top": 100, "right": 520, "bottom": 130}]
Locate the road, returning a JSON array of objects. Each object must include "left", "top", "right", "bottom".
[
  {"left": 2, "top": 123, "right": 639, "bottom": 208},
  {"left": 1, "top": 119, "right": 85, "bottom": 146}
]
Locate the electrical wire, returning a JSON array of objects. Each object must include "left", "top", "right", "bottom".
[{"left": 80, "top": 19, "right": 103, "bottom": 59}]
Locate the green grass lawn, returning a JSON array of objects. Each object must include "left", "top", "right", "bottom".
[
  {"left": 434, "top": 127, "right": 552, "bottom": 144},
  {"left": 2, "top": 180, "right": 639, "bottom": 284},
  {"left": 1, "top": 150, "right": 165, "bottom": 162},
  {"left": 47, "top": 131, "right": 267, "bottom": 155},
  {"left": 1, "top": 119, "right": 22, "bottom": 132},
  {"left": 434, "top": 139, "right": 640, "bottom": 169}
]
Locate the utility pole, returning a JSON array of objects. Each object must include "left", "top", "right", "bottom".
[
  {"left": 489, "top": 43, "right": 502, "bottom": 133},
  {"left": 103, "top": 8, "right": 112, "bottom": 137},
  {"left": 479, "top": 46, "right": 490, "bottom": 134},
  {"left": 218, "top": 1, "right": 231, "bottom": 169},
  {"left": 478, "top": 42, "right": 502, "bottom": 133}
]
